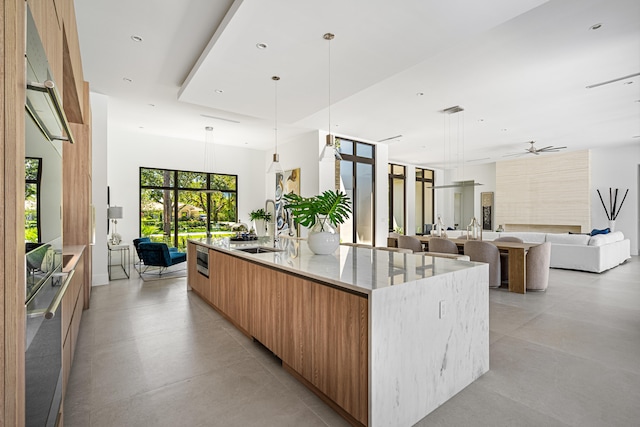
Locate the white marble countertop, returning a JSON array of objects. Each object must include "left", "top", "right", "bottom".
[{"left": 189, "top": 237, "right": 482, "bottom": 296}]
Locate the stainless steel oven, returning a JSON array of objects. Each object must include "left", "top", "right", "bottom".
[
  {"left": 196, "top": 245, "right": 209, "bottom": 277},
  {"left": 25, "top": 265, "right": 73, "bottom": 427}
]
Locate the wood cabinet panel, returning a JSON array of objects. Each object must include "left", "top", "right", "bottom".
[
  {"left": 187, "top": 244, "right": 199, "bottom": 293},
  {"left": 230, "top": 257, "right": 251, "bottom": 332},
  {"left": 281, "top": 275, "right": 314, "bottom": 380},
  {"left": 251, "top": 267, "right": 283, "bottom": 356},
  {"left": 27, "top": 0, "right": 64, "bottom": 100},
  {"left": 61, "top": 0, "right": 84, "bottom": 123},
  {"left": 312, "top": 284, "right": 368, "bottom": 424}
]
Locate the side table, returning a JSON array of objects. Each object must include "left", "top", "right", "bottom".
[{"left": 108, "top": 243, "right": 130, "bottom": 280}]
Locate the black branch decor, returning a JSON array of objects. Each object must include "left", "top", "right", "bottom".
[{"left": 596, "top": 188, "right": 629, "bottom": 221}]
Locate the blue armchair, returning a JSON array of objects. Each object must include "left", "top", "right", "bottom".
[{"left": 137, "top": 242, "right": 187, "bottom": 276}]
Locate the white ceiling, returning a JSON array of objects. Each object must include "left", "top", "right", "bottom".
[{"left": 75, "top": 0, "right": 640, "bottom": 168}]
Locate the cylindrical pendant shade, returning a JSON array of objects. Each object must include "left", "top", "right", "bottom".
[{"left": 108, "top": 206, "right": 123, "bottom": 219}]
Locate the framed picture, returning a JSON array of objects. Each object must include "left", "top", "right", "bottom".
[{"left": 481, "top": 192, "right": 493, "bottom": 231}]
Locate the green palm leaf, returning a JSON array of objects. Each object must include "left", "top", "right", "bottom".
[{"left": 283, "top": 190, "right": 351, "bottom": 229}]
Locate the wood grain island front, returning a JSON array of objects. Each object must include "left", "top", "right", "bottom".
[{"left": 187, "top": 239, "right": 489, "bottom": 427}]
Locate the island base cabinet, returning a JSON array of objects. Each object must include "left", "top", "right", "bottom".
[
  {"left": 188, "top": 243, "right": 369, "bottom": 426},
  {"left": 282, "top": 276, "right": 368, "bottom": 426}
]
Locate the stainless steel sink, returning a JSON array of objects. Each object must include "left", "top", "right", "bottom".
[{"left": 234, "top": 246, "right": 283, "bottom": 254}]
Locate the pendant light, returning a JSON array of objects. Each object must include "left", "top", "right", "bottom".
[
  {"left": 267, "top": 75, "right": 284, "bottom": 174},
  {"left": 201, "top": 126, "right": 218, "bottom": 194},
  {"left": 432, "top": 106, "right": 483, "bottom": 189},
  {"left": 320, "top": 32, "right": 342, "bottom": 161}
]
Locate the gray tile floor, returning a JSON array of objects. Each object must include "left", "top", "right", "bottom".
[{"left": 64, "top": 257, "right": 640, "bottom": 427}]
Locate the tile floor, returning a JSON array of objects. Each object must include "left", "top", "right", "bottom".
[{"left": 64, "top": 257, "right": 640, "bottom": 427}]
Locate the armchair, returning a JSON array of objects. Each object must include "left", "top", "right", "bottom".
[{"left": 137, "top": 242, "right": 187, "bottom": 276}]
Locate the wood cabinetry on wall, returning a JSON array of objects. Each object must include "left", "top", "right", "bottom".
[
  {"left": 495, "top": 150, "right": 591, "bottom": 232},
  {"left": 3, "top": 0, "right": 90, "bottom": 424},
  {"left": 197, "top": 245, "right": 368, "bottom": 426}
]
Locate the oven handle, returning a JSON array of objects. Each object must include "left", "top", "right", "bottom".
[{"left": 44, "top": 270, "right": 75, "bottom": 320}]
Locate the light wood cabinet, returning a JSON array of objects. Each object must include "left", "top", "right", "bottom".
[{"left": 187, "top": 243, "right": 368, "bottom": 426}]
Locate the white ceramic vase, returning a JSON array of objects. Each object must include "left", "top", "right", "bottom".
[
  {"left": 253, "top": 219, "right": 267, "bottom": 236},
  {"left": 307, "top": 217, "right": 339, "bottom": 255},
  {"left": 608, "top": 220, "right": 616, "bottom": 232}
]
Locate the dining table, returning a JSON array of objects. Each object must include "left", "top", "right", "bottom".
[{"left": 415, "top": 235, "right": 538, "bottom": 294}]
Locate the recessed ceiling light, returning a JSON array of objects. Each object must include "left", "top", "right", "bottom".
[
  {"left": 214, "top": 89, "right": 224, "bottom": 94},
  {"left": 589, "top": 23, "right": 602, "bottom": 30},
  {"left": 139, "top": 126, "right": 144, "bottom": 129},
  {"left": 501, "top": 128, "right": 508, "bottom": 131},
  {"left": 256, "top": 43, "right": 268, "bottom": 49},
  {"left": 131, "top": 35, "right": 143, "bottom": 42},
  {"left": 123, "top": 77, "right": 132, "bottom": 83},
  {"left": 478, "top": 119, "right": 485, "bottom": 122},
  {"left": 624, "top": 81, "right": 633, "bottom": 85},
  {"left": 416, "top": 92, "right": 424, "bottom": 96},
  {"left": 205, "top": 126, "right": 213, "bottom": 131},
  {"left": 148, "top": 103, "right": 155, "bottom": 107}
]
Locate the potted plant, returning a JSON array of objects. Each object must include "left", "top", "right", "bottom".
[
  {"left": 249, "top": 208, "right": 272, "bottom": 236},
  {"left": 283, "top": 190, "right": 351, "bottom": 254}
]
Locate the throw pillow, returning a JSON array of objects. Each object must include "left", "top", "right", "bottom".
[{"left": 590, "top": 228, "right": 610, "bottom": 236}]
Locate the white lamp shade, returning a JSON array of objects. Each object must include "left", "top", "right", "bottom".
[{"left": 108, "top": 206, "right": 123, "bottom": 219}]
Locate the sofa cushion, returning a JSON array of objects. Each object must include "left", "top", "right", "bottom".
[
  {"left": 545, "top": 233, "right": 591, "bottom": 245},
  {"left": 588, "top": 231, "right": 625, "bottom": 246}
]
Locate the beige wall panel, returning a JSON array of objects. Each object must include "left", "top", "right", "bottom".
[{"left": 496, "top": 150, "right": 591, "bottom": 232}]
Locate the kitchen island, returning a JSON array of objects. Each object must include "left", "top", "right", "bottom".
[{"left": 187, "top": 237, "right": 489, "bottom": 427}]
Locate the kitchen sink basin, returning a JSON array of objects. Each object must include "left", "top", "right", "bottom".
[{"left": 234, "top": 246, "right": 283, "bottom": 254}]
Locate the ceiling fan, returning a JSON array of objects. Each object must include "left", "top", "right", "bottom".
[{"left": 504, "top": 141, "right": 567, "bottom": 157}]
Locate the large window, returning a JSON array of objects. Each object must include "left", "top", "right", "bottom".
[
  {"left": 25, "top": 157, "right": 42, "bottom": 242},
  {"left": 338, "top": 138, "right": 375, "bottom": 245},
  {"left": 140, "top": 167, "right": 237, "bottom": 249},
  {"left": 388, "top": 164, "right": 406, "bottom": 234},
  {"left": 415, "top": 168, "right": 434, "bottom": 234}
]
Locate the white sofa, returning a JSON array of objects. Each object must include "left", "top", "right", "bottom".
[{"left": 439, "top": 230, "right": 630, "bottom": 273}]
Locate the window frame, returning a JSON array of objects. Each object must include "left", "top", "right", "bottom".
[
  {"left": 415, "top": 167, "right": 435, "bottom": 235},
  {"left": 388, "top": 163, "right": 406, "bottom": 234},
  {"left": 337, "top": 137, "right": 376, "bottom": 245},
  {"left": 139, "top": 167, "right": 238, "bottom": 248}
]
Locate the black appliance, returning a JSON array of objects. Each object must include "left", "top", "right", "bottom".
[{"left": 196, "top": 245, "right": 209, "bottom": 277}]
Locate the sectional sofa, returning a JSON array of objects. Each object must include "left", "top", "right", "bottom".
[{"left": 440, "top": 230, "right": 631, "bottom": 273}]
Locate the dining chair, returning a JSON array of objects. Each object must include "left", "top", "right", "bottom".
[
  {"left": 526, "top": 242, "right": 551, "bottom": 291},
  {"left": 464, "top": 240, "right": 501, "bottom": 288},
  {"left": 397, "top": 235, "right": 424, "bottom": 253},
  {"left": 494, "top": 236, "right": 523, "bottom": 286},
  {"left": 428, "top": 237, "right": 459, "bottom": 254}
]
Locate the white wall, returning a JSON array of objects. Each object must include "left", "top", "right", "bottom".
[
  {"left": 91, "top": 93, "right": 109, "bottom": 285},
  {"left": 264, "top": 130, "right": 320, "bottom": 201},
  {"left": 106, "top": 127, "right": 265, "bottom": 255},
  {"left": 591, "top": 143, "right": 639, "bottom": 255}
]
